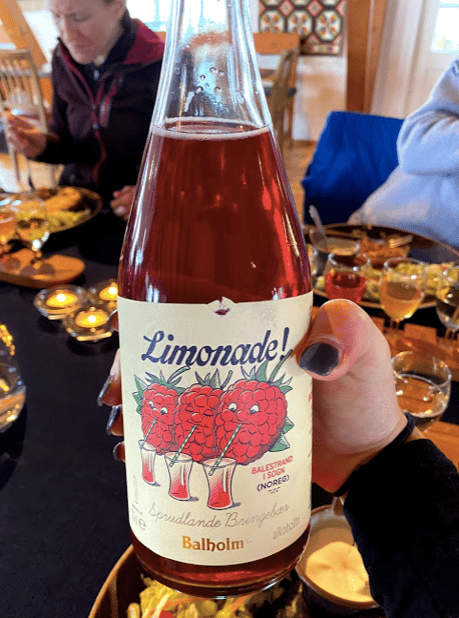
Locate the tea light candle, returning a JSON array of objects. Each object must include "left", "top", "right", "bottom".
[
  {"left": 74, "top": 308, "right": 108, "bottom": 329},
  {"left": 46, "top": 290, "right": 79, "bottom": 309},
  {"left": 99, "top": 282, "right": 118, "bottom": 302},
  {"left": 34, "top": 285, "right": 87, "bottom": 321}
]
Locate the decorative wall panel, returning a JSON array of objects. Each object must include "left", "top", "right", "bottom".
[{"left": 259, "top": 0, "right": 345, "bottom": 55}]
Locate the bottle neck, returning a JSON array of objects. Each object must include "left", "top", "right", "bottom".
[{"left": 152, "top": 0, "right": 270, "bottom": 131}]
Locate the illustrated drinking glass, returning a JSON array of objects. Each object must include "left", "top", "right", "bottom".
[
  {"left": 379, "top": 257, "right": 426, "bottom": 337},
  {"left": 435, "top": 265, "right": 459, "bottom": 346},
  {"left": 14, "top": 193, "right": 50, "bottom": 271},
  {"left": 203, "top": 457, "right": 237, "bottom": 510},
  {"left": 139, "top": 439, "right": 159, "bottom": 485},
  {"left": 165, "top": 451, "right": 193, "bottom": 501},
  {"left": 323, "top": 253, "right": 370, "bottom": 303},
  {"left": 392, "top": 351, "right": 451, "bottom": 432}
]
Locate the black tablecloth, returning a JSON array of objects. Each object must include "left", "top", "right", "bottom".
[
  {"left": 0, "top": 236, "right": 127, "bottom": 618},
  {"left": 1, "top": 231, "right": 458, "bottom": 618}
]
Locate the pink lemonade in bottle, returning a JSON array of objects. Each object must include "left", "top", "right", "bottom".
[{"left": 118, "top": 120, "right": 312, "bottom": 596}]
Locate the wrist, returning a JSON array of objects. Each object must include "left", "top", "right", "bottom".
[{"left": 333, "top": 413, "right": 422, "bottom": 498}]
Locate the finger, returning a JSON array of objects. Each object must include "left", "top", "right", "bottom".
[
  {"left": 111, "top": 185, "right": 133, "bottom": 201},
  {"left": 97, "top": 348, "right": 122, "bottom": 407},
  {"left": 106, "top": 404, "right": 124, "bottom": 436},
  {"left": 5, "top": 116, "right": 36, "bottom": 137},
  {"left": 107, "top": 310, "right": 119, "bottom": 332},
  {"left": 299, "top": 299, "right": 390, "bottom": 380},
  {"left": 118, "top": 185, "right": 134, "bottom": 196},
  {"left": 113, "top": 441, "right": 125, "bottom": 462}
]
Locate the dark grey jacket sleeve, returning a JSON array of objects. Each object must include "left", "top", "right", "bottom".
[{"left": 343, "top": 439, "right": 459, "bottom": 618}]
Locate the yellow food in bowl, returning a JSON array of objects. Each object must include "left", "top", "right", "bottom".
[{"left": 305, "top": 540, "right": 373, "bottom": 604}]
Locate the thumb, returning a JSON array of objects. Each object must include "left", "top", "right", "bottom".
[{"left": 298, "top": 299, "right": 391, "bottom": 380}]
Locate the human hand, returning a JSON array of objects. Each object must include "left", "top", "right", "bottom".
[
  {"left": 3, "top": 111, "right": 47, "bottom": 158},
  {"left": 110, "top": 185, "right": 135, "bottom": 221},
  {"left": 98, "top": 300, "right": 419, "bottom": 487},
  {"left": 299, "top": 299, "right": 418, "bottom": 493}
]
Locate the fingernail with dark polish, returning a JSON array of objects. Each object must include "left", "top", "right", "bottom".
[
  {"left": 299, "top": 343, "right": 340, "bottom": 376},
  {"left": 113, "top": 441, "right": 125, "bottom": 462},
  {"left": 106, "top": 405, "right": 122, "bottom": 435},
  {"left": 97, "top": 374, "right": 114, "bottom": 406}
]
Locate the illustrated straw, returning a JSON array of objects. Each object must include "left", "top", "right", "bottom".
[
  {"left": 208, "top": 423, "right": 242, "bottom": 476},
  {"left": 140, "top": 418, "right": 156, "bottom": 449},
  {"left": 168, "top": 425, "right": 196, "bottom": 467}
]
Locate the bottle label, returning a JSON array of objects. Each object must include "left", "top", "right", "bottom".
[{"left": 118, "top": 293, "right": 312, "bottom": 566}]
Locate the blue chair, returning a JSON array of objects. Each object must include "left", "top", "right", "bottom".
[{"left": 302, "top": 111, "right": 404, "bottom": 226}]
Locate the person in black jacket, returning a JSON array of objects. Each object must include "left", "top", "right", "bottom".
[
  {"left": 100, "top": 299, "right": 459, "bottom": 617},
  {"left": 5, "top": 0, "right": 164, "bottom": 220}
]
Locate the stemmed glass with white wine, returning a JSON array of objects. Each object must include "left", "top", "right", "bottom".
[
  {"left": 435, "top": 265, "right": 459, "bottom": 347},
  {"left": 0, "top": 196, "right": 16, "bottom": 266},
  {"left": 13, "top": 193, "right": 51, "bottom": 274},
  {"left": 379, "top": 257, "right": 427, "bottom": 339}
]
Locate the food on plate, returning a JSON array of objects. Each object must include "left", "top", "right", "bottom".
[
  {"left": 304, "top": 540, "right": 373, "bottom": 604},
  {"left": 37, "top": 186, "right": 82, "bottom": 212},
  {"left": 128, "top": 573, "right": 297, "bottom": 618},
  {"left": 11, "top": 187, "right": 98, "bottom": 233},
  {"left": 46, "top": 208, "right": 92, "bottom": 232},
  {"left": 357, "top": 235, "right": 410, "bottom": 268}
]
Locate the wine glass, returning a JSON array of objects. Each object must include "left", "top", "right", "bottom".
[
  {"left": 435, "top": 265, "right": 459, "bottom": 346},
  {"left": 0, "top": 198, "right": 16, "bottom": 263},
  {"left": 13, "top": 193, "right": 51, "bottom": 273},
  {"left": 392, "top": 351, "right": 451, "bottom": 432},
  {"left": 379, "top": 257, "right": 427, "bottom": 338},
  {"left": 323, "top": 252, "right": 370, "bottom": 303}
]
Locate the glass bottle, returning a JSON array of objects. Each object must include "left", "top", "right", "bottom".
[{"left": 117, "top": 0, "right": 313, "bottom": 597}]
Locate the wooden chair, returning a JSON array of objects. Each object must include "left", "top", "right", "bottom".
[
  {"left": 0, "top": 48, "right": 55, "bottom": 188},
  {"left": 254, "top": 32, "right": 300, "bottom": 150},
  {"left": 265, "top": 48, "right": 299, "bottom": 155},
  {"left": 253, "top": 32, "right": 300, "bottom": 55}
]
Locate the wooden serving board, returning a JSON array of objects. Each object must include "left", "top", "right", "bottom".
[{"left": 0, "top": 248, "right": 84, "bottom": 288}]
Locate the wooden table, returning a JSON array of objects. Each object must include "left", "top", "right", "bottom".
[
  {"left": 428, "top": 420, "right": 459, "bottom": 468},
  {"left": 311, "top": 305, "right": 459, "bottom": 382}
]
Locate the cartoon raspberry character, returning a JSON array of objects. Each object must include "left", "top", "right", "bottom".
[
  {"left": 133, "top": 367, "right": 189, "bottom": 455},
  {"left": 175, "top": 370, "right": 232, "bottom": 463},
  {"left": 214, "top": 355, "right": 294, "bottom": 465}
]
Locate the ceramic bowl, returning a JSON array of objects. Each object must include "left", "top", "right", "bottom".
[{"left": 295, "top": 502, "right": 380, "bottom": 616}]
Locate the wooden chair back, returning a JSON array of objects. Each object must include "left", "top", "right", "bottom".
[
  {"left": 266, "top": 48, "right": 299, "bottom": 154},
  {"left": 0, "top": 49, "right": 55, "bottom": 187},
  {"left": 0, "top": 49, "right": 48, "bottom": 129},
  {"left": 253, "top": 32, "right": 300, "bottom": 55}
]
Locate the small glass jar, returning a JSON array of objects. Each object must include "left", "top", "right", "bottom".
[{"left": 0, "top": 338, "right": 26, "bottom": 433}]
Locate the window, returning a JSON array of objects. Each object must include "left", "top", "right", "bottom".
[
  {"left": 432, "top": 1, "right": 459, "bottom": 52},
  {"left": 126, "top": 0, "right": 170, "bottom": 31}
]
